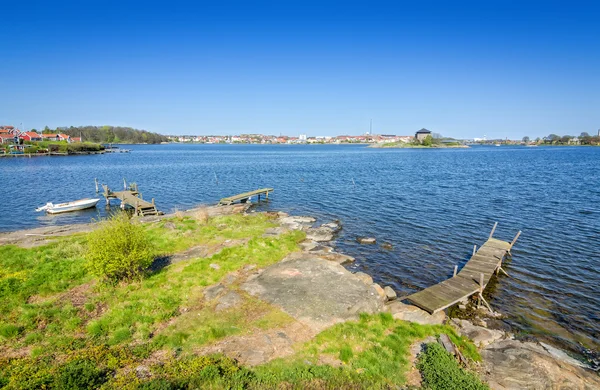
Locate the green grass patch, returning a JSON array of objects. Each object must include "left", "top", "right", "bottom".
[
  {"left": 242, "top": 312, "right": 482, "bottom": 388},
  {"left": 91, "top": 229, "right": 304, "bottom": 344},
  {"left": 145, "top": 213, "right": 278, "bottom": 255},
  {"left": 418, "top": 342, "right": 488, "bottom": 389},
  {"left": 157, "top": 293, "right": 295, "bottom": 350}
]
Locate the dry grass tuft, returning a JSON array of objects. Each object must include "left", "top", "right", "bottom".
[{"left": 193, "top": 208, "right": 209, "bottom": 225}]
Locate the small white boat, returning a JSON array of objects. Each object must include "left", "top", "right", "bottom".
[{"left": 36, "top": 198, "right": 100, "bottom": 214}]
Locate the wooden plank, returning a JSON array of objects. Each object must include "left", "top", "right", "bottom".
[
  {"left": 402, "top": 233, "right": 517, "bottom": 314},
  {"left": 220, "top": 188, "right": 274, "bottom": 204},
  {"left": 416, "top": 285, "right": 471, "bottom": 305},
  {"left": 462, "top": 263, "right": 497, "bottom": 273},
  {"left": 438, "top": 280, "right": 479, "bottom": 298},
  {"left": 439, "top": 334, "right": 457, "bottom": 356}
]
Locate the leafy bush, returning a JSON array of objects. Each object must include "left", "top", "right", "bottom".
[
  {"left": 86, "top": 213, "right": 154, "bottom": 282},
  {"left": 417, "top": 342, "right": 488, "bottom": 390},
  {"left": 54, "top": 359, "right": 109, "bottom": 389},
  {"left": 0, "top": 323, "right": 22, "bottom": 339},
  {"left": 422, "top": 134, "right": 433, "bottom": 146}
]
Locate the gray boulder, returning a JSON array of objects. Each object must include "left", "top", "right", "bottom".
[
  {"left": 353, "top": 272, "right": 374, "bottom": 285},
  {"left": 384, "top": 286, "right": 397, "bottom": 301},
  {"left": 321, "top": 220, "right": 342, "bottom": 233},
  {"left": 306, "top": 226, "right": 335, "bottom": 242},
  {"left": 386, "top": 301, "right": 445, "bottom": 325},
  {"left": 451, "top": 319, "right": 506, "bottom": 347},
  {"left": 357, "top": 237, "right": 376, "bottom": 244},
  {"left": 279, "top": 216, "right": 316, "bottom": 231}
]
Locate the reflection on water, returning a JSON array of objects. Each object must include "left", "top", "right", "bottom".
[{"left": 1, "top": 144, "right": 599, "bottom": 362}]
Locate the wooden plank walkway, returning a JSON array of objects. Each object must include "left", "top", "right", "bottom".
[
  {"left": 101, "top": 183, "right": 160, "bottom": 216},
  {"left": 405, "top": 223, "right": 521, "bottom": 314},
  {"left": 218, "top": 188, "right": 273, "bottom": 206}
]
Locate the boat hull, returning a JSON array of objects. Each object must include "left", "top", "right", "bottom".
[{"left": 45, "top": 199, "right": 100, "bottom": 214}]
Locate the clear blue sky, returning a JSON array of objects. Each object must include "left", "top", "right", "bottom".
[{"left": 1, "top": 0, "right": 598, "bottom": 139}]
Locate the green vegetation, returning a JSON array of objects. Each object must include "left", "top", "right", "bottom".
[
  {"left": 43, "top": 125, "right": 168, "bottom": 144},
  {"left": 422, "top": 134, "right": 434, "bottom": 146},
  {"left": 0, "top": 211, "right": 486, "bottom": 389},
  {"left": 418, "top": 342, "right": 488, "bottom": 390},
  {"left": 17, "top": 140, "right": 105, "bottom": 154},
  {"left": 86, "top": 213, "right": 155, "bottom": 282},
  {"left": 540, "top": 132, "right": 600, "bottom": 145}
]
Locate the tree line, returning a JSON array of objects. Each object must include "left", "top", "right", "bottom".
[
  {"left": 522, "top": 132, "right": 600, "bottom": 145},
  {"left": 32, "top": 125, "right": 169, "bottom": 144}
]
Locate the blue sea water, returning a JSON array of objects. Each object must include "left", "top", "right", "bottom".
[{"left": 1, "top": 144, "right": 598, "bottom": 362}]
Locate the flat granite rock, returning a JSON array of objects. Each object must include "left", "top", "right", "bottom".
[
  {"left": 241, "top": 254, "right": 384, "bottom": 331},
  {"left": 386, "top": 301, "right": 446, "bottom": 325},
  {"left": 305, "top": 226, "right": 335, "bottom": 242},
  {"left": 451, "top": 319, "right": 506, "bottom": 347},
  {"left": 481, "top": 339, "right": 600, "bottom": 390}
]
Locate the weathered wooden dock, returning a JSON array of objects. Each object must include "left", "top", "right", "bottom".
[
  {"left": 405, "top": 223, "right": 521, "bottom": 314},
  {"left": 101, "top": 182, "right": 160, "bottom": 216},
  {"left": 218, "top": 188, "right": 273, "bottom": 206}
]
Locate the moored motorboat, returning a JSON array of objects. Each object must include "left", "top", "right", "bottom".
[{"left": 36, "top": 198, "right": 100, "bottom": 214}]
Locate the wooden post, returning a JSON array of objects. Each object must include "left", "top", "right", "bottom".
[
  {"left": 453, "top": 265, "right": 458, "bottom": 277},
  {"left": 95, "top": 178, "right": 99, "bottom": 193},
  {"left": 152, "top": 198, "right": 155, "bottom": 206},
  {"left": 499, "top": 267, "right": 509, "bottom": 277},
  {"left": 472, "top": 245, "right": 477, "bottom": 257},
  {"left": 123, "top": 178, "right": 127, "bottom": 190},
  {"left": 510, "top": 231, "right": 522, "bottom": 248},
  {"left": 266, "top": 191, "right": 269, "bottom": 199},
  {"left": 479, "top": 294, "right": 493, "bottom": 312},
  {"left": 477, "top": 272, "right": 485, "bottom": 309},
  {"left": 489, "top": 222, "right": 498, "bottom": 239}
]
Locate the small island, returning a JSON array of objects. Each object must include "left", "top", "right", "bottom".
[{"left": 369, "top": 128, "right": 469, "bottom": 148}]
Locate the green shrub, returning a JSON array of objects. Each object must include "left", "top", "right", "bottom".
[
  {"left": 417, "top": 342, "right": 488, "bottom": 390},
  {"left": 137, "top": 379, "right": 183, "bottom": 390},
  {"left": 0, "top": 323, "right": 22, "bottom": 339},
  {"left": 86, "top": 213, "right": 155, "bottom": 282},
  {"left": 54, "top": 359, "right": 109, "bottom": 389}
]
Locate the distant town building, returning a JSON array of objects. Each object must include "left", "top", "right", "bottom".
[
  {"left": 415, "top": 128, "right": 432, "bottom": 141},
  {"left": 299, "top": 134, "right": 307, "bottom": 142}
]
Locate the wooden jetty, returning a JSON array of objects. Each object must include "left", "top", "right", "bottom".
[
  {"left": 218, "top": 188, "right": 273, "bottom": 206},
  {"left": 405, "top": 222, "right": 521, "bottom": 314},
  {"left": 101, "top": 181, "right": 160, "bottom": 216}
]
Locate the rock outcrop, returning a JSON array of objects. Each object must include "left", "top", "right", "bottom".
[
  {"left": 305, "top": 226, "right": 335, "bottom": 242},
  {"left": 386, "top": 301, "right": 446, "bottom": 325},
  {"left": 481, "top": 339, "right": 600, "bottom": 389},
  {"left": 278, "top": 216, "right": 316, "bottom": 231},
  {"left": 241, "top": 253, "right": 384, "bottom": 331},
  {"left": 452, "top": 319, "right": 506, "bottom": 347},
  {"left": 356, "top": 236, "right": 376, "bottom": 244}
]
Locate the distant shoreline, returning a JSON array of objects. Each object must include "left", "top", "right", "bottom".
[{"left": 369, "top": 143, "right": 469, "bottom": 149}]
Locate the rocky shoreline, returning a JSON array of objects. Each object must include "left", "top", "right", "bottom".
[
  {"left": 259, "top": 212, "right": 600, "bottom": 389},
  {"left": 2, "top": 206, "right": 598, "bottom": 388}
]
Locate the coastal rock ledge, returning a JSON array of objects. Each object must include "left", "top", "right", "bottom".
[
  {"left": 241, "top": 252, "right": 385, "bottom": 332},
  {"left": 481, "top": 339, "right": 600, "bottom": 390}
]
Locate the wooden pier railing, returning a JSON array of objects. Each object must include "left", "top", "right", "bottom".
[
  {"left": 218, "top": 188, "right": 273, "bottom": 206},
  {"left": 405, "top": 222, "right": 521, "bottom": 314},
  {"left": 101, "top": 182, "right": 160, "bottom": 216}
]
